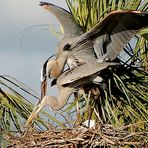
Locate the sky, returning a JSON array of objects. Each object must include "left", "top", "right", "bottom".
[{"left": 0, "top": 0, "right": 67, "bottom": 98}]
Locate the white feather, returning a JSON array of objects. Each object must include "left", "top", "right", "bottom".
[{"left": 40, "top": 68, "right": 44, "bottom": 82}]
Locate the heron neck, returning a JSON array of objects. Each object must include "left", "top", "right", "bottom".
[
  {"left": 56, "top": 52, "right": 69, "bottom": 73},
  {"left": 51, "top": 87, "right": 74, "bottom": 111}
]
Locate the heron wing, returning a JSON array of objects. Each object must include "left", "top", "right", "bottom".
[
  {"left": 67, "top": 40, "right": 97, "bottom": 67},
  {"left": 40, "top": 2, "right": 83, "bottom": 37},
  {"left": 58, "top": 61, "right": 117, "bottom": 86},
  {"left": 70, "top": 10, "right": 148, "bottom": 61}
]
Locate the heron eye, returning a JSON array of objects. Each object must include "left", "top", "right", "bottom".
[
  {"left": 51, "top": 79, "right": 57, "bottom": 87},
  {"left": 63, "top": 43, "right": 71, "bottom": 51}
]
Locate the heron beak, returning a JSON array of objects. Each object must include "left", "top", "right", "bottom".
[
  {"left": 41, "top": 79, "right": 47, "bottom": 98},
  {"left": 25, "top": 104, "right": 43, "bottom": 127},
  {"left": 25, "top": 77, "right": 47, "bottom": 127},
  {"left": 39, "top": 2, "right": 49, "bottom": 10}
]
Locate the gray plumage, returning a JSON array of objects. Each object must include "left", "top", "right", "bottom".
[
  {"left": 40, "top": 2, "right": 83, "bottom": 37},
  {"left": 57, "top": 61, "right": 118, "bottom": 86},
  {"left": 40, "top": 2, "right": 148, "bottom": 77}
]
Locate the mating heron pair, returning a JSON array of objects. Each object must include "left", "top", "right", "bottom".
[{"left": 25, "top": 2, "right": 148, "bottom": 127}]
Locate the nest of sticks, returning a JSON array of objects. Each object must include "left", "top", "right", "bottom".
[{"left": 8, "top": 123, "right": 148, "bottom": 147}]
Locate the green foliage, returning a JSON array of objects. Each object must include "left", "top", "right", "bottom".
[{"left": 66, "top": 0, "right": 147, "bottom": 31}]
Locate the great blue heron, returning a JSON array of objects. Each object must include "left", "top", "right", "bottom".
[
  {"left": 25, "top": 61, "right": 117, "bottom": 127},
  {"left": 39, "top": 2, "right": 148, "bottom": 90}
]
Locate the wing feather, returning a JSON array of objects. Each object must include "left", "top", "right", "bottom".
[
  {"left": 58, "top": 62, "right": 117, "bottom": 86},
  {"left": 40, "top": 2, "right": 83, "bottom": 37},
  {"left": 70, "top": 10, "right": 148, "bottom": 61}
]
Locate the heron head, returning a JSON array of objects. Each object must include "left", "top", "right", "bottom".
[{"left": 40, "top": 55, "right": 56, "bottom": 97}]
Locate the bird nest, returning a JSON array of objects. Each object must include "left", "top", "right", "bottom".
[{"left": 8, "top": 124, "right": 148, "bottom": 147}]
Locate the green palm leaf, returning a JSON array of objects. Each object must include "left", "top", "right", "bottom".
[{"left": 0, "top": 75, "right": 66, "bottom": 146}]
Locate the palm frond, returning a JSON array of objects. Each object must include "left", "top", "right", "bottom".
[{"left": 0, "top": 75, "right": 66, "bottom": 146}]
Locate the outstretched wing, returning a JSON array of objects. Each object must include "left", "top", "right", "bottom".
[
  {"left": 40, "top": 2, "right": 83, "bottom": 37},
  {"left": 70, "top": 10, "right": 148, "bottom": 61}
]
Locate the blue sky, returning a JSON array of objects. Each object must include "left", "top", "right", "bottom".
[{"left": 0, "top": 0, "right": 67, "bottom": 97}]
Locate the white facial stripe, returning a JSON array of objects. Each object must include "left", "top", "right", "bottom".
[
  {"left": 40, "top": 55, "right": 55, "bottom": 82},
  {"left": 40, "top": 68, "right": 44, "bottom": 82}
]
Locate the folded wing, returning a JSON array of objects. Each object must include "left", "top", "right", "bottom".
[{"left": 58, "top": 61, "right": 117, "bottom": 86}]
